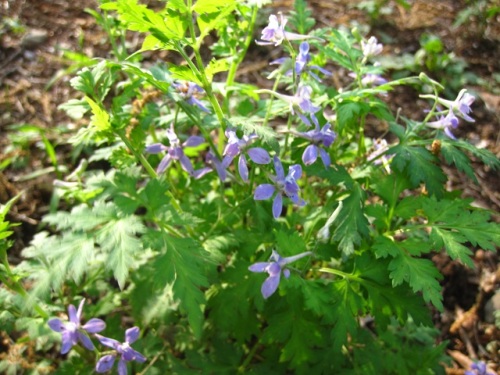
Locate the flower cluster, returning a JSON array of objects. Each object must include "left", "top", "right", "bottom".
[
  {"left": 256, "top": 13, "right": 312, "bottom": 46},
  {"left": 465, "top": 361, "right": 495, "bottom": 375},
  {"left": 254, "top": 156, "right": 305, "bottom": 219},
  {"left": 48, "top": 300, "right": 145, "bottom": 375},
  {"left": 223, "top": 129, "right": 271, "bottom": 182},
  {"left": 425, "top": 89, "right": 475, "bottom": 139},
  {"left": 145, "top": 124, "right": 205, "bottom": 177},
  {"left": 249, "top": 250, "right": 312, "bottom": 298},
  {"left": 173, "top": 81, "right": 210, "bottom": 113},
  {"left": 48, "top": 299, "right": 105, "bottom": 354}
]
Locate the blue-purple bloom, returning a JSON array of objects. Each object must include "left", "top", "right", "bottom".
[
  {"left": 145, "top": 125, "right": 205, "bottom": 176},
  {"left": 48, "top": 299, "right": 105, "bottom": 354},
  {"left": 256, "top": 13, "right": 313, "bottom": 46},
  {"left": 193, "top": 150, "right": 230, "bottom": 181},
  {"left": 95, "top": 327, "right": 146, "bottom": 375},
  {"left": 367, "top": 139, "right": 393, "bottom": 173},
  {"left": 248, "top": 250, "right": 312, "bottom": 299},
  {"left": 172, "top": 81, "right": 210, "bottom": 113},
  {"left": 294, "top": 122, "right": 336, "bottom": 167},
  {"left": 261, "top": 85, "right": 320, "bottom": 127},
  {"left": 361, "top": 36, "right": 383, "bottom": 58},
  {"left": 254, "top": 156, "right": 305, "bottom": 219},
  {"left": 436, "top": 89, "right": 475, "bottom": 122},
  {"left": 426, "top": 110, "right": 460, "bottom": 139},
  {"left": 465, "top": 361, "right": 495, "bottom": 375},
  {"left": 271, "top": 42, "right": 331, "bottom": 82},
  {"left": 223, "top": 129, "right": 271, "bottom": 182}
]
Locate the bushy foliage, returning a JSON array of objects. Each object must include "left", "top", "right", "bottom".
[{"left": 2, "top": 0, "right": 499, "bottom": 374}]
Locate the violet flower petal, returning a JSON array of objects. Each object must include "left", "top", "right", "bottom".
[
  {"left": 302, "top": 144, "right": 318, "bottom": 165},
  {"left": 96, "top": 334, "right": 121, "bottom": 350},
  {"left": 48, "top": 318, "right": 64, "bottom": 333},
  {"left": 125, "top": 327, "right": 140, "bottom": 344},
  {"left": 262, "top": 274, "right": 281, "bottom": 299},
  {"left": 238, "top": 154, "right": 249, "bottom": 182},
  {"left": 156, "top": 154, "right": 172, "bottom": 174},
  {"left": 247, "top": 147, "right": 271, "bottom": 164},
  {"left": 77, "top": 331, "right": 95, "bottom": 351},
  {"left": 183, "top": 136, "right": 205, "bottom": 148},
  {"left": 273, "top": 156, "right": 285, "bottom": 181},
  {"left": 249, "top": 262, "right": 271, "bottom": 272},
  {"left": 96, "top": 355, "right": 116, "bottom": 373},
  {"left": 67, "top": 304, "right": 78, "bottom": 324},
  {"left": 82, "top": 318, "right": 106, "bottom": 334},
  {"left": 179, "top": 153, "right": 194, "bottom": 175},
  {"left": 117, "top": 359, "right": 128, "bottom": 375},
  {"left": 254, "top": 184, "right": 275, "bottom": 200},
  {"left": 60, "top": 330, "right": 74, "bottom": 355},
  {"left": 272, "top": 193, "right": 283, "bottom": 219},
  {"left": 76, "top": 299, "right": 85, "bottom": 323},
  {"left": 145, "top": 143, "right": 167, "bottom": 154}
]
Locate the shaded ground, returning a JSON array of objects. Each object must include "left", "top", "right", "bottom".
[{"left": 1, "top": 0, "right": 498, "bottom": 372}]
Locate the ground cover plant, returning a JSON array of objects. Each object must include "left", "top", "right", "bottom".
[{"left": 1, "top": 0, "right": 499, "bottom": 374}]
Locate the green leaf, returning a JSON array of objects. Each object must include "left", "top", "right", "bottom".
[
  {"left": 149, "top": 232, "right": 209, "bottom": 338},
  {"left": 440, "top": 140, "right": 477, "bottom": 182},
  {"left": 196, "top": 4, "right": 237, "bottom": 42},
  {"left": 288, "top": 0, "right": 315, "bottom": 34},
  {"left": 422, "top": 198, "right": 500, "bottom": 261},
  {"left": 205, "top": 58, "right": 230, "bottom": 83},
  {"left": 192, "top": 0, "right": 235, "bottom": 14},
  {"left": 371, "top": 172, "right": 411, "bottom": 208},
  {"left": 330, "top": 280, "right": 363, "bottom": 353},
  {"left": 85, "top": 96, "right": 111, "bottom": 132},
  {"left": 335, "top": 101, "right": 370, "bottom": 134},
  {"left": 391, "top": 144, "right": 446, "bottom": 197},
  {"left": 453, "top": 139, "right": 500, "bottom": 171},
  {"left": 388, "top": 249, "right": 443, "bottom": 311},
  {"left": 168, "top": 64, "right": 201, "bottom": 85},
  {"left": 332, "top": 183, "right": 370, "bottom": 256},
  {"left": 58, "top": 98, "right": 90, "bottom": 120},
  {"left": 96, "top": 214, "right": 145, "bottom": 289},
  {"left": 275, "top": 230, "right": 307, "bottom": 256},
  {"left": 355, "top": 253, "right": 432, "bottom": 328},
  {"left": 430, "top": 228, "right": 474, "bottom": 267}
]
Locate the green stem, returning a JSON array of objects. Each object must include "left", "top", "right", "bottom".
[
  {"left": 238, "top": 337, "right": 261, "bottom": 373},
  {"left": 261, "top": 74, "right": 282, "bottom": 129},
  {"left": 117, "top": 131, "right": 157, "bottom": 179},
  {"left": 357, "top": 114, "right": 366, "bottom": 158},
  {"left": 224, "top": 6, "right": 258, "bottom": 113},
  {"left": 319, "top": 267, "right": 362, "bottom": 283}
]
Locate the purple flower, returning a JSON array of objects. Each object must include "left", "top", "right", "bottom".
[
  {"left": 426, "top": 110, "right": 460, "bottom": 139},
  {"left": 193, "top": 150, "right": 230, "bottom": 181},
  {"left": 367, "top": 139, "right": 393, "bottom": 173},
  {"left": 223, "top": 129, "right": 271, "bottom": 182},
  {"left": 173, "top": 81, "right": 210, "bottom": 113},
  {"left": 436, "top": 89, "right": 475, "bottom": 122},
  {"left": 465, "top": 361, "right": 495, "bottom": 375},
  {"left": 295, "top": 122, "right": 336, "bottom": 167},
  {"left": 260, "top": 85, "right": 320, "bottom": 127},
  {"left": 254, "top": 156, "right": 305, "bottom": 219},
  {"left": 48, "top": 299, "right": 105, "bottom": 354},
  {"left": 248, "top": 250, "right": 312, "bottom": 299},
  {"left": 271, "top": 42, "right": 331, "bottom": 82},
  {"left": 145, "top": 124, "right": 205, "bottom": 176},
  {"left": 256, "top": 13, "right": 313, "bottom": 46},
  {"left": 361, "top": 36, "right": 383, "bottom": 58},
  {"left": 95, "top": 327, "right": 146, "bottom": 375},
  {"left": 361, "top": 73, "right": 387, "bottom": 86}
]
